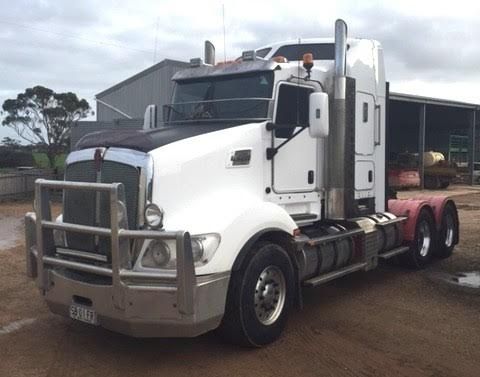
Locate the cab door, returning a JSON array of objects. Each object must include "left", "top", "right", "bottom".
[{"left": 271, "top": 83, "right": 317, "bottom": 193}]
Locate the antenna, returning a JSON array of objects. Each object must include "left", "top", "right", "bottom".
[
  {"left": 222, "top": 4, "right": 227, "bottom": 62},
  {"left": 153, "top": 17, "right": 159, "bottom": 63}
]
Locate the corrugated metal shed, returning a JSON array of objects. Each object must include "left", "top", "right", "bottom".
[
  {"left": 388, "top": 91, "right": 479, "bottom": 186},
  {"left": 96, "top": 59, "right": 189, "bottom": 121},
  {"left": 390, "top": 92, "right": 480, "bottom": 110}
]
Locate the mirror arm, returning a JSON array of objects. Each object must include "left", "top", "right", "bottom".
[{"left": 266, "top": 125, "right": 307, "bottom": 160}]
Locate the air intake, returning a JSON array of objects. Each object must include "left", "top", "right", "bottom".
[{"left": 204, "top": 40, "right": 215, "bottom": 65}]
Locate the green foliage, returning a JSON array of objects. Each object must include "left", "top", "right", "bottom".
[
  {"left": 32, "top": 152, "right": 65, "bottom": 169},
  {"left": 1, "top": 85, "right": 91, "bottom": 167}
]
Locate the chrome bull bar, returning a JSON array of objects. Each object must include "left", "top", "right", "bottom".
[{"left": 25, "top": 179, "right": 196, "bottom": 315}]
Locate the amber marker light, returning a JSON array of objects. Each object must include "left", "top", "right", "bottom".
[{"left": 303, "top": 53, "right": 314, "bottom": 77}]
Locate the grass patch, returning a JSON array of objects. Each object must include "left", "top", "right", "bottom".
[{"left": 32, "top": 153, "right": 66, "bottom": 169}]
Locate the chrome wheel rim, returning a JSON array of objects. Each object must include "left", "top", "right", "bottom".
[
  {"left": 418, "top": 221, "right": 432, "bottom": 257},
  {"left": 444, "top": 214, "right": 454, "bottom": 248},
  {"left": 254, "top": 266, "right": 286, "bottom": 326}
]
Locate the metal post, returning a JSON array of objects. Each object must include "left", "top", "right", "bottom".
[
  {"left": 469, "top": 110, "right": 476, "bottom": 185},
  {"left": 418, "top": 104, "right": 426, "bottom": 190},
  {"left": 25, "top": 213, "right": 37, "bottom": 278},
  {"left": 34, "top": 182, "right": 44, "bottom": 289},
  {"left": 176, "top": 231, "right": 195, "bottom": 315},
  {"left": 34, "top": 180, "right": 53, "bottom": 289},
  {"left": 109, "top": 183, "right": 124, "bottom": 309}
]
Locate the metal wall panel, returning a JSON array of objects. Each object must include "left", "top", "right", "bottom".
[
  {"left": 96, "top": 60, "right": 188, "bottom": 122},
  {"left": 70, "top": 120, "right": 143, "bottom": 149}
]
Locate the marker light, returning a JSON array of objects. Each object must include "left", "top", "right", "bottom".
[
  {"left": 190, "top": 58, "right": 203, "bottom": 67},
  {"left": 303, "top": 53, "right": 314, "bottom": 73},
  {"left": 215, "top": 60, "right": 236, "bottom": 67},
  {"left": 241, "top": 50, "right": 256, "bottom": 61}
]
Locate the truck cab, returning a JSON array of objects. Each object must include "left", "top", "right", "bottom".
[{"left": 25, "top": 20, "right": 459, "bottom": 347}]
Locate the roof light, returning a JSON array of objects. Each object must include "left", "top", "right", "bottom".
[
  {"left": 303, "top": 53, "right": 314, "bottom": 68},
  {"left": 215, "top": 60, "right": 235, "bottom": 67},
  {"left": 241, "top": 50, "right": 256, "bottom": 61},
  {"left": 190, "top": 58, "right": 203, "bottom": 67},
  {"left": 303, "top": 53, "right": 314, "bottom": 78}
]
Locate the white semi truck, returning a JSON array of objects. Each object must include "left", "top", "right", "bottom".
[{"left": 25, "top": 20, "right": 459, "bottom": 346}]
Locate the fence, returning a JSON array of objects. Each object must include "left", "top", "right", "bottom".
[{"left": 0, "top": 169, "right": 58, "bottom": 199}]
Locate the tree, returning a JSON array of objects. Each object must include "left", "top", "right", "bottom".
[
  {"left": 1, "top": 137, "right": 21, "bottom": 148},
  {"left": 2, "top": 86, "right": 91, "bottom": 167}
]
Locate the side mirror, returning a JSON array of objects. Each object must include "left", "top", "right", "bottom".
[
  {"left": 308, "top": 92, "right": 329, "bottom": 138},
  {"left": 143, "top": 104, "right": 157, "bottom": 130}
]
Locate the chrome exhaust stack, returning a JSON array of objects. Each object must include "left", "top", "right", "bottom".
[
  {"left": 204, "top": 41, "right": 215, "bottom": 65},
  {"left": 327, "top": 19, "right": 349, "bottom": 219}
]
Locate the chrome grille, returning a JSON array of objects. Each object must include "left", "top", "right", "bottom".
[{"left": 63, "top": 160, "right": 140, "bottom": 256}]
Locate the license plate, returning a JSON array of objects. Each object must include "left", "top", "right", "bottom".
[{"left": 69, "top": 304, "right": 98, "bottom": 325}]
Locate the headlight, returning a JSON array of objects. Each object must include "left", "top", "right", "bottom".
[
  {"left": 141, "top": 239, "right": 174, "bottom": 268},
  {"left": 144, "top": 203, "right": 164, "bottom": 229},
  {"left": 140, "top": 233, "right": 221, "bottom": 270}
]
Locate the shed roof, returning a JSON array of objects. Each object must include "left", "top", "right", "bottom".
[{"left": 390, "top": 92, "right": 480, "bottom": 110}]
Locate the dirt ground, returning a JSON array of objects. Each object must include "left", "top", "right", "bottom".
[{"left": 0, "top": 188, "right": 479, "bottom": 377}]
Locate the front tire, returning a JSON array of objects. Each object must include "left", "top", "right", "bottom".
[
  {"left": 401, "top": 209, "right": 435, "bottom": 269},
  {"left": 218, "top": 242, "right": 294, "bottom": 347}
]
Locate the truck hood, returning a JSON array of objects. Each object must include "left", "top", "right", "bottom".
[
  {"left": 148, "top": 121, "right": 269, "bottom": 233},
  {"left": 75, "top": 122, "right": 247, "bottom": 152}
]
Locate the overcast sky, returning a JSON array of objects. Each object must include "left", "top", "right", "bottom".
[{"left": 1, "top": 0, "right": 480, "bottom": 141}]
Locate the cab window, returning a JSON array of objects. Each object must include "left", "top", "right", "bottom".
[{"left": 273, "top": 43, "right": 335, "bottom": 61}]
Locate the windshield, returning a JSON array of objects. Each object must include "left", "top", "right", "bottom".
[{"left": 165, "top": 72, "right": 274, "bottom": 124}]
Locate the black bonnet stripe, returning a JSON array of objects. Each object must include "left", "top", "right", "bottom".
[{"left": 75, "top": 123, "right": 242, "bottom": 152}]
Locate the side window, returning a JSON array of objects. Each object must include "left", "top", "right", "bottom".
[
  {"left": 255, "top": 47, "right": 272, "bottom": 58},
  {"left": 275, "top": 84, "right": 312, "bottom": 138}
]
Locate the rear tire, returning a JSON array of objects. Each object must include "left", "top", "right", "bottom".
[
  {"left": 436, "top": 203, "right": 458, "bottom": 259},
  {"left": 401, "top": 209, "right": 435, "bottom": 269},
  {"left": 218, "top": 242, "right": 294, "bottom": 347}
]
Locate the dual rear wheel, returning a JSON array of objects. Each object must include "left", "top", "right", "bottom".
[{"left": 401, "top": 203, "right": 458, "bottom": 269}]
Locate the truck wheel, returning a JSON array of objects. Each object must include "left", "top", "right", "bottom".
[
  {"left": 401, "top": 209, "right": 435, "bottom": 269},
  {"left": 436, "top": 203, "right": 458, "bottom": 259},
  {"left": 218, "top": 242, "right": 294, "bottom": 347}
]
